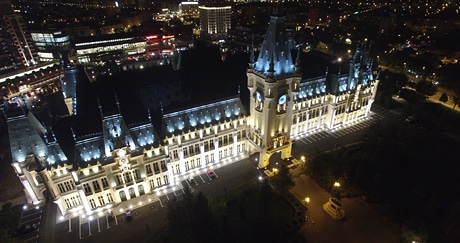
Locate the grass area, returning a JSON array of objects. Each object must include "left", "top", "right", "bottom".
[{"left": 0, "top": 204, "right": 24, "bottom": 241}]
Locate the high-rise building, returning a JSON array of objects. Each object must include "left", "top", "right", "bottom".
[
  {"left": 0, "top": 0, "right": 38, "bottom": 73},
  {"left": 4, "top": 11, "right": 378, "bottom": 220},
  {"left": 198, "top": 2, "right": 231, "bottom": 41}
]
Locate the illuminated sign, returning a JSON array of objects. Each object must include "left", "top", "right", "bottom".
[{"left": 146, "top": 35, "right": 158, "bottom": 39}]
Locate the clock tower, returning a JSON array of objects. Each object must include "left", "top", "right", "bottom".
[{"left": 247, "top": 11, "right": 301, "bottom": 169}]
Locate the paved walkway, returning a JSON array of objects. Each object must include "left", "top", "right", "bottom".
[{"left": 289, "top": 168, "right": 401, "bottom": 243}]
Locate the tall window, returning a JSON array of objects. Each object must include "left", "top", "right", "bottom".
[
  {"left": 93, "top": 181, "right": 101, "bottom": 193},
  {"left": 146, "top": 164, "right": 153, "bottom": 175},
  {"left": 175, "top": 164, "right": 180, "bottom": 174},
  {"left": 124, "top": 172, "right": 132, "bottom": 183},
  {"left": 107, "top": 193, "right": 113, "bottom": 203},
  {"left": 149, "top": 179, "right": 155, "bottom": 189},
  {"left": 65, "top": 198, "right": 71, "bottom": 208},
  {"left": 210, "top": 141, "right": 215, "bottom": 150},
  {"left": 204, "top": 141, "right": 209, "bottom": 151},
  {"left": 58, "top": 183, "right": 65, "bottom": 193},
  {"left": 64, "top": 181, "right": 74, "bottom": 191},
  {"left": 154, "top": 163, "right": 160, "bottom": 174},
  {"left": 71, "top": 196, "right": 78, "bottom": 206},
  {"left": 160, "top": 160, "right": 167, "bottom": 171},
  {"left": 89, "top": 199, "right": 97, "bottom": 209},
  {"left": 101, "top": 177, "right": 109, "bottom": 189},
  {"left": 83, "top": 183, "right": 92, "bottom": 195},
  {"left": 98, "top": 196, "right": 105, "bottom": 206},
  {"left": 156, "top": 177, "right": 162, "bottom": 187},
  {"left": 133, "top": 169, "right": 139, "bottom": 180},
  {"left": 191, "top": 159, "right": 195, "bottom": 169},
  {"left": 116, "top": 174, "right": 123, "bottom": 185}
]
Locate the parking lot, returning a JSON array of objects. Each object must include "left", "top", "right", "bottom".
[
  {"left": 65, "top": 167, "right": 220, "bottom": 240},
  {"left": 15, "top": 206, "right": 42, "bottom": 243}
]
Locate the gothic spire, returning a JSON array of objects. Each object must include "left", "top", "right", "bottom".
[
  {"left": 148, "top": 109, "right": 152, "bottom": 123},
  {"left": 295, "top": 45, "right": 302, "bottom": 73},
  {"left": 96, "top": 96, "right": 103, "bottom": 116}
]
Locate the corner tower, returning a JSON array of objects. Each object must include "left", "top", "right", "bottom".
[{"left": 247, "top": 11, "right": 301, "bottom": 168}]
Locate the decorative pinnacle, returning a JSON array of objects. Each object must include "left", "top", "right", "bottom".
[
  {"left": 295, "top": 45, "right": 301, "bottom": 73},
  {"left": 267, "top": 45, "right": 275, "bottom": 78}
]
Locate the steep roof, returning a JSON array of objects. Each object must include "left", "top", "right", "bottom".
[
  {"left": 162, "top": 96, "right": 246, "bottom": 137},
  {"left": 254, "top": 13, "right": 295, "bottom": 76}
]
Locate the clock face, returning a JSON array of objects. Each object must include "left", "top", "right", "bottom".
[
  {"left": 278, "top": 94, "right": 287, "bottom": 104},
  {"left": 256, "top": 92, "right": 262, "bottom": 102}
]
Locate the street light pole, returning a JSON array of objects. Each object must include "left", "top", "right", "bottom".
[{"left": 333, "top": 182, "right": 341, "bottom": 201}]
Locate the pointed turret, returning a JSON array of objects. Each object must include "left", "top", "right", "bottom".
[
  {"left": 249, "top": 34, "right": 256, "bottom": 69},
  {"left": 295, "top": 45, "right": 302, "bottom": 73},
  {"left": 254, "top": 10, "right": 294, "bottom": 76}
]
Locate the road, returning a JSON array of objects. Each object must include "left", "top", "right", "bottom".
[{"left": 379, "top": 65, "right": 460, "bottom": 112}]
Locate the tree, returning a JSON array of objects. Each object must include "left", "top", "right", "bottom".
[
  {"left": 452, "top": 87, "right": 460, "bottom": 109},
  {"left": 271, "top": 164, "right": 295, "bottom": 193},
  {"left": 438, "top": 93, "right": 449, "bottom": 129},
  {"left": 439, "top": 93, "right": 448, "bottom": 103},
  {"left": 415, "top": 80, "right": 438, "bottom": 98},
  {"left": 401, "top": 218, "right": 429, "bottom": 243}
]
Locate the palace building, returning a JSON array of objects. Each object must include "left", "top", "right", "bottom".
[{"left": 5, "top": 11, "right": 378, "bottom": 218}]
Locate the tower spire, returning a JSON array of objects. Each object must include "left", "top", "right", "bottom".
[
  {"left": 148, "top": 109, "right": 152, "bottom": 123},
  {"left": 295, "top": 44, "right": 302, "bottom": 73},
  {"left": 249, "top": 34, "right": 255, "bottom": 69},
  {"left": 114, "top": 90, "right": 120, "bottom": 112},
  {"left": 97, "top": 96, "right": 103, "bottom": 116}
]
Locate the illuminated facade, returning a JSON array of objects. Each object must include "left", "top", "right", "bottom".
[
  {"left": 0, "top": 1, "right": 39, "bottom": 73},
  {"left": 247, "top": 12, "right": 378, "bottom": 168},
  {"left": 198, "top": 4, "right": 231, "bottom": 40},
  {"left": 74, "top": 34, "right": 147, "bottom": 63},
  {"left": 30, "top": 30, "right": 71, "bottom": 62},
  {"left": 6, "top": 11, "right": 378, "bottom": 218}
]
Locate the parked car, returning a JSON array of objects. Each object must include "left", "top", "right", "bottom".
[
  {"left": 207, "top": 169, "right": 217, "bottom": 179},
  {"left": 125, "top": 209, "right": 132, "bottom": 222},
  {"left": 188, "top": 176, "right": 196, "bottom": 185},
  {"left": 15, "top": 223, "right": 38, "bottom": 236}
]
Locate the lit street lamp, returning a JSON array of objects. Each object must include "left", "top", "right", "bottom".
[
  {"left": 304, "top": 197, "right": 310, "bottom": 207},
  {"left": 301, "top": 156, "right": 306, "bottom": 168},
  {"left": 333, "top": 181, "right": 341, "bottom": 201}
]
